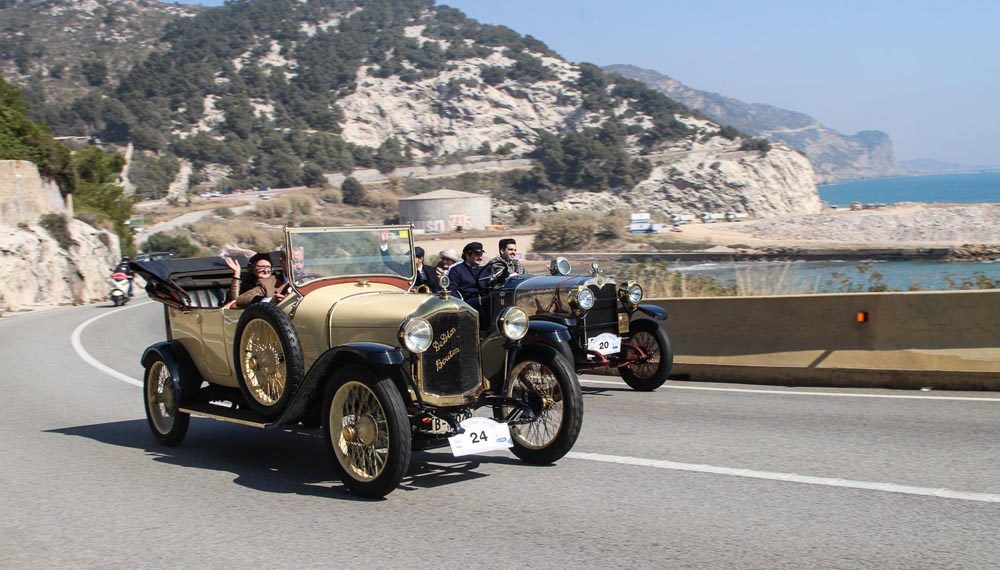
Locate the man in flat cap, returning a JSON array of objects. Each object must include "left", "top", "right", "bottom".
[{"left": 448, "top": 241, "right": 490, "bottom": 312}]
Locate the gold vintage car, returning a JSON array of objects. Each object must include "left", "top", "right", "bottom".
[{"left": 133, "top": 225, "right": 583, "bottom": 498}]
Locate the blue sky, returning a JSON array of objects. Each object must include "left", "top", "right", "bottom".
[{"left": 182, "top": 0, "right": 999, "bottom": 165}]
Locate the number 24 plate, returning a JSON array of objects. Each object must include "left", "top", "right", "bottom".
[{"left": 448, "top": 417, "right": 513, "bottom": 457}]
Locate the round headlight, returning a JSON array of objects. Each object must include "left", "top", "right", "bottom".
[
  {"left": 576, "top": 287, "right": 596, "bottom": 310},
  {"left": 549, "top": 257, "right": 572, "bottom": 276},
  {"left": 498, "top": 307, "right": 529, "bottom": 341},
  {"left": 627, "top": 283, "right": 643, "bottom": 304},
  {"left": 400, "top": 317, "right": 432, "bottom": 353}
]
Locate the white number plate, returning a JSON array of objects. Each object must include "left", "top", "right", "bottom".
[
  {"left": 587, "top": 332, "right": 621, "bottom": 355},
  {"left": 427, "top": 411, "right": 470, "bottom": 434},
  {"left": 448, "top": 417, "right": 513, "bottom": 457}
]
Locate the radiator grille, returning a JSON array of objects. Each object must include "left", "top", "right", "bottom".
[
  {"left": 419, "top": 309, "right": 482, "bottom": 399},
  {"left": 579, "top": 283, "right": 621, "bottom": 348}
]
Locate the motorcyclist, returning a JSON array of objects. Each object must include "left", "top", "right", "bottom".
[{"left": 111, "top": 256, "right": 135, "bottom": 296}]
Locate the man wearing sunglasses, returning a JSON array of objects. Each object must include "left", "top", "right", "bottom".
[{"left": 225, "top": 252, "right": 288, "bottom": 308}]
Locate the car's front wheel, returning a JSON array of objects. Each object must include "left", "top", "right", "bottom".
[
  {"left": 504, "top": 346, "right": 583, "bottom": 464},
  {"left": 143, "top": 355, "right": 190, "bottom": 446},
  {"left": 618, "top": 319, "right": 673, "bottom": 391},
  {"left": 323, "top": 365, "right": 411, "bottom": 499}
]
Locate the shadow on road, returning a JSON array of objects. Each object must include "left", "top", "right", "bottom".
[
  {"left": 580, "top": 385, "right": 631, "bottom": 396},
  {"left": 47, "top": 417, "right": 524, "bottom": 500}
]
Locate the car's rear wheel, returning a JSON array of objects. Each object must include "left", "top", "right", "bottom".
[
  {"left": 504, "top": 347, "right": 583, "bottom": 464},
  {"left": 323, "top": 365, "right": 411, "bottom": 498},
  {"left": 233, "top": 303, "right": 304, "bottom": 416},
  {"left": 143, "top": 356, "right": 190, "bottom": 446},
  {"left": 618, "top": 320, "right": 673, "bottom": 391}
]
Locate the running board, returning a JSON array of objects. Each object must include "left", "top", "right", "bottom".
[{"left": 179, "top": 401, "right": 276, "bottom": 429}]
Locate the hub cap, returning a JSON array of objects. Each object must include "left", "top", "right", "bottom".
[
  {"left": 239, "top": 319, "right": 287, "bottom": 406},
  {"left": 329, "top": 381, "right": 389, "bottom": 482}
]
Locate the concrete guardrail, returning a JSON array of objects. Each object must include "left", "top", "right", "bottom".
[{"left": 645, "top": 290, "right": 1000, "bottom": 390}]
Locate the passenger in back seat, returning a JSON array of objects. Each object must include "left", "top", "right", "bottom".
[{"left": 225, "top": 252, "right": 289, "bottom": 308}]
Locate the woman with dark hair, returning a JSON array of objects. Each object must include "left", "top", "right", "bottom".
[{"left": 225, "top": 252, "right": 288, "bottom": 308}]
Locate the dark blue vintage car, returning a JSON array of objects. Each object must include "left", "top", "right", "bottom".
[{"left": 478, "top": 258, "right": 673, "bottom": 391}]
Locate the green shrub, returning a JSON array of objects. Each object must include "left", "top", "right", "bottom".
[
  {"left": 533, "top": 211, "right": 596, "bottom": 251},
  {"left": 739, "top": 138, "right": 772, "bottom": 153},
  {"left": 144, "top": 232, "right": 200, "bottom": 258},
  {"left": 514, "top": 203, "right": 534, "bottom": 225},
  {"left": 341, "top": 177, "right": 365, "bottom": 206},
  {"left": 213, "top": 207, "right": 235, "bottom": 218},
  {"left": 39, "top": 213, "right": 78, "bottom": 250}
]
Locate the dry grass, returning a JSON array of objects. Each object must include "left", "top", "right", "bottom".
[
  {"left": 611, "top": 261, "right": 820, "bottom": 298},
  {"left": 141, "top": 197, "right": 250, "bottom": 224}
]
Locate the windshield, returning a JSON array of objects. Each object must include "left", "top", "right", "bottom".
[{"left": 286, "top": 226, "right": 414, "bottom": 285}]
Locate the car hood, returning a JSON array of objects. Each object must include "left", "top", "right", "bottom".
[{"left": 291, "top": 283, "right": 443, "bottom": 361}]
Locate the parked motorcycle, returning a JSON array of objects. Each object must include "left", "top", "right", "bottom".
[{"left": 109, "top": 272, "right": 132, "bottom": 306}]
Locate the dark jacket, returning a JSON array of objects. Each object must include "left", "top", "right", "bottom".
[
  {"left": 448, "top": 261, "right": 489, "bottom": 311},
  {"left": 486, "top": 255, "right": 525, "bottom": 277},
  {"left": 111, "top": 262, "right": 134, "bottom": 277},
  {"left": 414, "top": 263, "right": 441, "bottom": 292}
]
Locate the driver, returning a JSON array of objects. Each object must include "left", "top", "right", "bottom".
[
  {"left": 486, "top": 238, "right": 525, "bottom": 278},
  {"left": 288, "top": 245, "right": 321, "bottom": 284},
  {"left": 447, "top": 241, "right": 490, "bottom": 312}
]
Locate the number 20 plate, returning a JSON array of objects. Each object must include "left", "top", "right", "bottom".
[
  {"left": 587, "top": 332, "right": 621, "bottom": 355},
  {"left": 448, "top": 417, "right": 513, "bottom": 457}
]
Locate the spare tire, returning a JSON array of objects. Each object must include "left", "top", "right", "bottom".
[{"left": 232, "top": 302, "right": 304, "bottom": 416}]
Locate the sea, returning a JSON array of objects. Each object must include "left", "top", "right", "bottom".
[{"left": 673, "top": 172, "right": 1000, "bottom": 292}]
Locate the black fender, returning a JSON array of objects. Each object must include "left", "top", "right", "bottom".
[
  {"left": 529, "top": 314, "right": 578, "bottom": 328},
  {"left": 276, "top": 342, "right": 411, "bottom": 425},
  {"left": 634, "top": 303, "right": 667, "bottom": 320},
  {"left": 521, "top": 320, "right": 574, "bottom": 368},
  {"left": 140, "top": 341, "right": 201, "bottom": 405},
  {"left": 504, "top": 341, "right": 578, "bottom": 394}
]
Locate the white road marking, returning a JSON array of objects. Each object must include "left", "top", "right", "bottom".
[
  {"left": 580, "top": 378, "right": 1000, "bottom": 402},
  {"left": 567, "top": 452, "right": 1000, "bottom": 503},
  {"left": 70, "top": 302, "right": 151, "bottom": 387}
]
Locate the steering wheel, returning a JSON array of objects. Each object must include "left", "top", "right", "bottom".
[{"left": 488, "top": 262, "right": 509, "bottom": 288}]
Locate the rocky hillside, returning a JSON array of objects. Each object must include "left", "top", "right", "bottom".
[
  {"left": 605, "top": 64, "right": 899, "bottom": 183},
  {"left": 1, "top": 0, "right": 820, "bottom": 220},
  {"left": 0, "top": 160, "right": 120, "bottom": 312},
  {"left": 0, "top": 0, "right": 201, "bottom": 106}
]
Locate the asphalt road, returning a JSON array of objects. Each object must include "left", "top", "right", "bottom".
[{"left": 2, "top": 300, "right": 999, "bottom": 569}]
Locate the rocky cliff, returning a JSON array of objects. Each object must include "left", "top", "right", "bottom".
[
  {"left": 496, "top": 117, "right": 820, "bottom": 221},
  {"left": 605, "top": 64, "right": 898, "bottom": 183},
  {"left": 1, "top": 0, "right": 823, "bottom": 223},
  {"left": 0, "top": 161, "right": 120, "bottom": 313}
]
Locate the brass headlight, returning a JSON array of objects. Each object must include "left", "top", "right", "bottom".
[
  {"left": 619, "top": 280, "right": 643, "bottom": 305},
  {"left": 498, "top": 307, "right": 529, "bottom": 340},
  {"left": 400, "top": 317, "right": 432, "bottom": 353},
  {"left": 569, "top": 285, "right": 595, "bottom": 314},
  {"left": 549, "top": 257, "right": 572, "bottom": 276}
]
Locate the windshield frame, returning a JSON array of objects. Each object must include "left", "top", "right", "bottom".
[{"left": 283, "top": 225, "right": 416, "bottom": 294}]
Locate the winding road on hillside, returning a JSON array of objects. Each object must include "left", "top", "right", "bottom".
[{"left": 2, "top": 300, "right": 999, "bottom": 568}]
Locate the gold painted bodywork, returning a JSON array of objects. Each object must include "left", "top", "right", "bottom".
[
  {"left": 162, "top": 224, "right": 489, "bottom": 406},
  {"left": 168, "top": 305, "right": 244, "bottom": 387}
]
